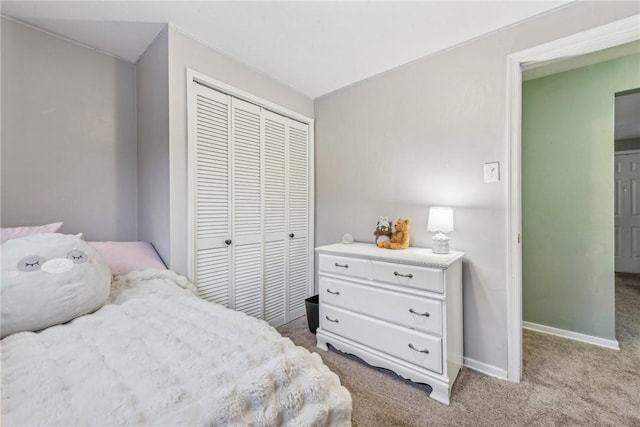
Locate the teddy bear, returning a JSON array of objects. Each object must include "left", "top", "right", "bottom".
[
  {"left": 379, "top": 218, "right": 411, "bottom": 250},
  {"left": 373, "top": 216, "right": 392, "bottom": 246}
]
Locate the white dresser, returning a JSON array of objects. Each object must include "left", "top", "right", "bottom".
[{"left": 315, "top": 243, "right": 464, "bottom": 405}]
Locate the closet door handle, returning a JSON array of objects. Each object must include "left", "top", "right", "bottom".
[
  {"left": 409, "top": 308, "right": 430, "bottom": 317},
  {"left": 394, "top": 271, "right": 413, "bottom": 278},
  {"left": 289, "top": 233, "right": 295, "bottom": 238},
  {"left": 334, "top": 263, "right": 349, "bottom": 268},
  {"left": 326, "top": 289, "right": 340, "bottom": 295},
  {"left": 224, "top": 239, "right": 232, "bottom": 245},
  {"left": 325, "top": 316, "right": 339, "bottom": 323},
  {"left": 408, "top": 343, "right": 429, "bottom": 354}
]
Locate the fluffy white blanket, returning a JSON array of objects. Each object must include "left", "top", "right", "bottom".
[{"left": 1, "top": 270, "right": 352, "bottom": 426}]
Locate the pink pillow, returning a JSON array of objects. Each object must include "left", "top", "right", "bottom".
[
  {"left": 0, "top": 222, "right": 64, "bottom": 244},
  {"left": 87, "top": 241, "right": 166, "bottom": 276}
]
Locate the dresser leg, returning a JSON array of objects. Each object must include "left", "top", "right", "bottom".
[
  {"left": 316, "top": 331, "right": 329, "bottom": 351},
  {"left": 429, "top": 383, "right": 451, "bottom": 406}
]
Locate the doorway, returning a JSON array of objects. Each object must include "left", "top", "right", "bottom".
[
  {"left": 614, "top": 90, "right": 640, "bottom": 274},
  {"left": 506, "top": 15, "right": 640, "bottom": 383},
  {"left": 614, "top": 90, "right": 640, "bottom": 358},
  {"left": 520, "top": 44, "right": 640, "bottom": 357}
]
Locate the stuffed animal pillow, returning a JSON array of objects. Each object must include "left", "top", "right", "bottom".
[{"left": 1, "top": 233, "right": 111, "bottom": 338}]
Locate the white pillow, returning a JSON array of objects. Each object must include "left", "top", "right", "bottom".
[{"left": 1, "top": 233, "right": 111, "bottom": 338}]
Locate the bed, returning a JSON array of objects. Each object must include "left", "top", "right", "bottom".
[{"left": 1, "top": 228, "right": 352, "bottom": 426}]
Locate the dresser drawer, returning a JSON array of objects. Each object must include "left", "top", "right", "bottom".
[
  {"left": 318, "top": 254, "right": 370, "bottom": 280},
  {"left": 319, "top": 276, "right": 443, "bottom": 336},
  {"left": 320, "top": 305, "right": 443, "bottom": 374},
  {"left": 372, "top": 261, "right": 444, "bottom": 293}
]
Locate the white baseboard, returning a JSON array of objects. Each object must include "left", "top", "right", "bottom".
[
  {"left": 463, "top": 357, "right": 508, "bottom": 380},
  {"left": 522, "top": 321, "right": 619, "bottom": 350}
]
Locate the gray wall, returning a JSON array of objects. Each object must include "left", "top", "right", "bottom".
[
  {"left": 166, "top": 26, "right": 314, "bottom": 275},
  {"left": 314, "top": 1, "right": 639, "bottom": 373},
  {"left": 1, "top": 17, "right": 137, "bottom": 240},
  {"left": 137, "top": 27, "right": 170, "bottom": 264}
]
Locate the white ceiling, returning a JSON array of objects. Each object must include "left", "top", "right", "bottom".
[{"left": 2, "top": 1, "right": 570, "bottom": 99}]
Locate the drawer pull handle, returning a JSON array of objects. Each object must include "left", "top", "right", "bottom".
[
  {"left": 325, "top": 316, "right": 339, "bottom": 323},
  {"left": 394, "top": 271, "right": 414, "bottom": 278},
  {"left": 326, "top": 289, "right": 340, "bottom": 295},
  {"left": 334, "top": 263, "right": 349, "bottom": 268},
  {"left": 409, "top": 308, "right": 430, "bottom": 317},
  {"left": 408, "top": 343, "right": 429, "bottom": 354}
]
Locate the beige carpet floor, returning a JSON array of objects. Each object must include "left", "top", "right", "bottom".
[{"left": 277, "top": 274, "right": 640, "bottom": 426}]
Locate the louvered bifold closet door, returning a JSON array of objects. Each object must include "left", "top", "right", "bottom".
[
  {"left": 287, "top": 119, "right": 310, "bottom": 320},
  {"left": 193, "top": 83, "right": 232, "bottom": 307},
  {"left": 262, "top": 110, "right": 287, "bottom": 326},
  {"left": 231, "top": 98, "right": 264, "bottom": 319}
]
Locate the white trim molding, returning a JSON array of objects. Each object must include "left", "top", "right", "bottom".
[
  {"left": 523, "top": 322, "right": 620, "bottom": 350},
  {"left": 463, "top": 358, "right": 508, "bottom": 381},
  {"left": 506, "top": 14, "right": 640, "bottom": 384}
]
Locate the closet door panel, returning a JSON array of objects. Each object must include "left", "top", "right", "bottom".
[
  {"left": 288, "top": 121, "right": 309, "bottom": 239},
  {"left": 231, "top": 98, "right": 263, "bottom": 316},
  {"left": 264, "top": 112, "right": 287, "bottom": 241},
  {"left": 264, "top": 240, "right": 286, "bottom": 325},
  {"left": 196, "top": 247, "right": 230, "bottom": 306},
  {"left": 288, "top": 237, "right": 308, "bottom": 318},
  {"left": 263, "top": 111, "right": 288, "bottom": 325},
  {"left": 232, "top": 98, "right": 262, "bottom": 244},
  {"left": 234, "top": 243, "right": 263, "bottom": 318},
  {"left": 287, "top": 120, "right": 310, "bottom": 318},
  {"left": 193, "top": 83, "right": 232, "bottom": 306}
]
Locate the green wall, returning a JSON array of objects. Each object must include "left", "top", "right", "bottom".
[{"left": 522, "top": 53, "right": 640, "bottom": 340}]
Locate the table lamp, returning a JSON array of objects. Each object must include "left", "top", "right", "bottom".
[{"left": 427, "top": 207, "right": 453, "bottom": 254}]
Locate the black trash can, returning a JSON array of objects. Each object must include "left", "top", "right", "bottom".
[{"left": 305, "top": 295, "right": 319, "bottom": 334}]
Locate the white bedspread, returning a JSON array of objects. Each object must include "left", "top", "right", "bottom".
[{"left": 1, "top": 270, "right": 351, "bottom": 426}]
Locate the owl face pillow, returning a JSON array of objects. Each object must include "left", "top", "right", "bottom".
[{"left": 1, "top": 233, "right": 111, "bottom": 338}]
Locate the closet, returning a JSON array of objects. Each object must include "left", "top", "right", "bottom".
[{"left": 189, "top": 81, "right": 311, "bottom": 327}]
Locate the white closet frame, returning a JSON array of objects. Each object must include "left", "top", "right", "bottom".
[{"left": 186, "top": 68, "right": 316, "bottom": 316}]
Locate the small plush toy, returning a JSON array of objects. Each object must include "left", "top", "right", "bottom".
[
  {"left": 380, "top": 218, "right": 411, "bottom": 250},
  {"left": 373, "top": 216, "right": 392, "bottom": 246}
]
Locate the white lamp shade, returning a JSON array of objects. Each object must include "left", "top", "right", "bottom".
[{"left": 427, "top": 207, "right": 454, "bottom": 233}]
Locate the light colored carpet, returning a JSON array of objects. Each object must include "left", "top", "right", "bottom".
[{"left": 277, "top": 274, "right": 640, "bottom": 426}]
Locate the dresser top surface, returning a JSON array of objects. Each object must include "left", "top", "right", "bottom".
[{"left": 316, "top": 243, "right": 464, "bottom": 268}]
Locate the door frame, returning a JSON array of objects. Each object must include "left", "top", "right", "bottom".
[{"left": 506, "top": 14, "right": 640, "bottom": 383}]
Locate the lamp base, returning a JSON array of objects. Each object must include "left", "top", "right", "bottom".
[{"left": 431, "top": 232, "right": 450, "bottom": 254}]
